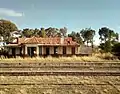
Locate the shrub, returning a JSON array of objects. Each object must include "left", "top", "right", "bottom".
[{"left": 112, "top": 43, "right": 120, "bottom": 56}]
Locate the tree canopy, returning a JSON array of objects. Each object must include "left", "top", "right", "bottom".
[
  {"left": 22, "top": 28, "right": 34, "bottom": 38},
  {"left": 112, "top": 43, "right": 120, "bottom": 56},
  {"left": 80, "top": 28, "right": 95, "bottom": 47},
  {"left": 0, "top": 19, "right": 18, "bottom": 43},
  {"left": 98, "top": 27, "right": 119, "bottom": 52},
  {"left": 68, "top": 31, "right": 83, "bottom": 45}
]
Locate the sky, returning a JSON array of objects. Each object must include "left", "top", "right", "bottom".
[{"left": 0, "top": 0, "right": 120, "bottom": 45}]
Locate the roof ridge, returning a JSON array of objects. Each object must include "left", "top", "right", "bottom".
[{"left": 16, "top": 37, "right": 79, "bottom": 46}]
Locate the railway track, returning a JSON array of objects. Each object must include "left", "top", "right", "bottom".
[
  {"left": 0, "top": 62, "right": 120, "bottom": 76},
  {"left": 0, "top": 62, "right": 120, "bottom": 67},
  {"left": 1, "top": 83, "right": 120, "bottom": 92},
  {"left": 1, "top": 83, "right": 120, "bottom": 86},
  {"left": 1, "top": 62, "right": 120, "bottom": 94},
  {"left": 1, "top": 71, "right": 120, "bottom": 76}
]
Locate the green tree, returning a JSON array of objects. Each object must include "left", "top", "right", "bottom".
[
  {"left": 41, "top": 28, "right": 46, "bottom": 37},
  {"left": 33, "top": 28, "right": 40, "bottom": 37},
  {"left": 0, "top": 19, "right": 18, "bottom": 43},
  {"left": 80, "top": 28, "right": 95, "bottom": 47},
  {"left": 45, "top": 27, "right": 58, "bottom": 37},
  {"left": 68, "top": 31, "right": 83, "bottom": 44},
  {"left": 60, "top": 27, "right": 67, "bottom": 37},
  {"left": 68, "top": 31, "right": 76, "bottom": 40},
  {"left": 99, "top": 27, "right": 109, "bottom": 43},
  {"left": 22, "top": 28, "right": 34, "bottom": 37},
  {"left": 98, "top": 27, "right": 118, "bottom": 52},
  {"left": 112, "top": 43, "right": 120, "bottom": 56}
]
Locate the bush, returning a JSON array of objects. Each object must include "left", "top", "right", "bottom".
[{"left": 112, "top": 43, "right": 120, "bottom": 56}]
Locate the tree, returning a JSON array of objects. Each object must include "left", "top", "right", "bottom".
[
  {"left": 40, "top": 28, "right": 46, "bottom": 38},
  {"left": 68, "top": 31, "right": 76, "bottom": 40},
  {"left": 80, "top": 28, "right": 95, "bottom": 47},
  {"left": 98, "top": 27, "right": 118, "bottom": 52},
  {"left": 60, "top": 27, "right": 67, "bottom": 37},
  {"left": 22, "top": 28, "right": 34, "bottom": 37},
  {"left": 33, "top": 28, "right": 40, "bottom": 37},
  {"left": 45, "top": 27, "right": 58, "bottom": 37},
  {"left": 68, "top": 31, "right": 83, "bottom": 44},
  {"left": 99, "top": 27, "right": 109, "bottom": 43},
  {"left": 0, "top": 19, "right": 18, "bottom": 43},
  {"left": 76, "top": 32, "right": 83, "bottom": 45},
  {"left": 112, "top": 43, "right": 120, "bottom": 56}
]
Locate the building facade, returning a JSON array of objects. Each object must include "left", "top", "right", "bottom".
[{"left": 6, "top": 37, "right": 80, "bottom": 57}]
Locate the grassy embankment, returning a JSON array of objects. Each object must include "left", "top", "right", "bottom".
[
  {"left": 0, "top": 53, "right": 120, "bottom": 94},
  {"left": 0, "top": 53, "right": 119, "bottom": 63}
]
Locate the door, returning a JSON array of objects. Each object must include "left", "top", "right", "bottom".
[
  {"left": 46, "top": 47, "right": 50, "bottom": 55},
  {"left": 54, "top": 46, "right": 58, "bottom": 55},
  {"left": 27, "top": 47, "right": 31, "bottom": 56},
  {"left": 20, "top": 47, "right": 22, "bottom": 56},
  {"left": 12, "top": 48, "right": 16, "bottom": 57},
  {"left": 63, "top": 47, "right": 66, "bottom": 54},
  {"left": 72, "top": 47, "right": 75, "bottom": 55},
  {"left": 27, "top": 47, "right": 36, "bottom": 57},
  {"left": 39, "top": 46, "right": 42, "bottom": 55}
]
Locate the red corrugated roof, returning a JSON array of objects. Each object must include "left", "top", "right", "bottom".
[{"left": 14, "top": 37, "right": 79, "bottom": 46}]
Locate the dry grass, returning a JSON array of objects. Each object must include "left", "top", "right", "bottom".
[
  {"left": 1, "top": 76, "right": 120, "bottom": 85},
  {"left": 0, "top": 53, "right": 119, "bottom": 63},
  {"left": 0, "top": 76, "right": 120, "bottom": 94},
  {"left": 93, "top": 53, "right": 114, "bottom": 59}
]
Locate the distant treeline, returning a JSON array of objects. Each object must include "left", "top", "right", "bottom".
[{"left": 0, "top": 19, "right": 120, "bottom": 56}]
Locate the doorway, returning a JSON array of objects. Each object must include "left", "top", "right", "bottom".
[
  {"left": 27, "top": 47, "right": 36, "bottom": 57},
  {"left": 46, "top": 47, "right": 50, "bottom": 55},
  {"left": 72, "top": 47, "right": 75, "bottom": 55},
  {"left": 54, "top": 46, "right": 58, "bottom": 55},
  {"left": 63, "top": 47, "right": 66, "bottom": 55},
  {"left": 12, "top": 48, "right": 16, "bottom": 57}
]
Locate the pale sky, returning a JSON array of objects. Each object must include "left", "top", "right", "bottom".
[{"left": 0, "top": 0, "right": 120, "bottom": 45}]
